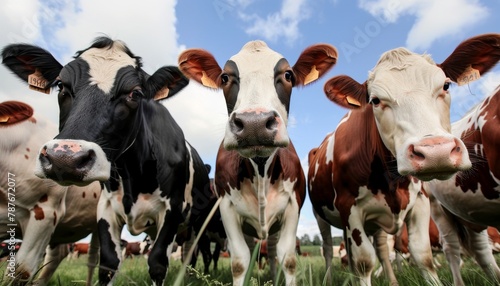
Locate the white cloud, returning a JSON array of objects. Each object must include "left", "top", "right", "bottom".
[
  {"left": 238, "top": 0, "right": 311, "bottom": 45},
  {"left": 358, "top": 0, "right": 489, "bottom": 51}
]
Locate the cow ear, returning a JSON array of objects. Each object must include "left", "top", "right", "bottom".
[
  {"left": 178, "top": 49, "right": 222, "bottom": 89},
  {"left": 293, "top": 44, "right": 338, "bottom": 86},
  {"left": 324, "top": 75, "right": 367, "bottom": 109},
  {"left": 439, "top": 33, "right": 500, "bottom": 84},
  {"left": 2, "top": 44, "right": 62, "bottom": 93},
  {"left": 147, "top": 66, "right": 189, "bottom": 101}
]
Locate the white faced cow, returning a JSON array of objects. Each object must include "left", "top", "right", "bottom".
[
  {"left": 178, "top": 40, "right": 338, "bottom": 285},
  {"left": 2, "top": 37, "right": 216, "bottom": 286},
  {"left": 306, "top": 35, "right": 500, "bottom": 286},
  {"left": 426, "top": 33, "right": 500, "bottom": 286},
  {"left": 0, "top": 100, "right": 101, "bottom": 285}
]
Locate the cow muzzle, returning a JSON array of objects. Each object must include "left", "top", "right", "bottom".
[
  {"left": 224, "top": 110, "right": 289, "bottom": 158},
  {"left": 398, "top": 135, "right": 471, "bottom": 181},
  {"left": 34, "top": 139, "right": 111, "bottom": 186}
]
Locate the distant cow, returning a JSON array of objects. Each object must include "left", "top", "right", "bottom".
[
  {"left": 179, "top": 40, "right": 337, "bottom": 285},
  {"left": 2, "top": 37, "right": 215, "bottom": 286},
  {"left": 306, "top": 35, "right": 500, "bottom": 286},
  {"left": 70, "top": 242, "right": 90, "bottom": 259},
  {"left": 122, "top": 240, "right": 150, "bottom": 259},
  {"left": 0, "top": 101, "right": 101, "bottom": 286}
]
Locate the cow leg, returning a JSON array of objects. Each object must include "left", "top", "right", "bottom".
[
  {"left": 406, "top": 192, "right": 441, "bottom": 286},
  {"left": 429, "top": 194, "right": 465, "bottom": 286},
  {"left": 13, "top": 195, "right": 65, "bottom": 283},
  {"left": 275, "top": 204, "right": 299, "bottom": 286},
  {"left": 220, "top": 198, "right": 251, "bottom": 286},
  {"left": 213, "top": 240, "right": 222, "bottom": 271},
  {"left": 267, "top": 233, "right": 278, "bottom": 281},
  {"left": 462, "top": 228, "right": 500, "bottom": 283},
  {"left": 373, "top": 230, "right": 398, "bottom": 285},
  {"left": 34, "top": 244, "right": 70, "bottom": 285},
  {"left": 148, "top": 209, "right": 180, "bottom": 286},
  {"left": 344, "top": 214, "right": 377, "bottom": 286},
  {"left": 197, "top": 234, "right": 212, "bottom": 273},
  {"left": 314, "top": 209, "right": 333, "bottom": 284},
  {"left": 97, "top": 187, "right": 125, "bottom": 286}
]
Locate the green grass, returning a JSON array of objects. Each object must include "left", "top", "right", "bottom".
[{"left": 2, "top": 249, "right": 500, "bottom": 285}]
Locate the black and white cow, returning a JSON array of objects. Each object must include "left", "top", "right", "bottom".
[{"left": 2, "top": 37, "right": 215, "bottom": 286}]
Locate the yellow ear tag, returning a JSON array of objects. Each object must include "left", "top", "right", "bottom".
[
  {"left": 28, "top": 69, "right": 51, "bottom": 94},
  {"left": 0, "top": 116, "right": 10, "bottom": 123},
  {"left": 346, "top": 96, "right": 361, "bottom": 107},
  {"left": 154, "top": 87, "right": 170, "bottom": 101},
  {"left": 457, "top": 66, "right": 480, "bottom": 86},
  {"left": 304, "top": 65, "right": 319, "bottom": 85},
  {"left": 201, "top": 71, "right": 218, "bottom": 88}
]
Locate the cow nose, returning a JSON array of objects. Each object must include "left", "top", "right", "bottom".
[
  {"left": 229, "top": 111, "right": 278, "bottom": 145},
  {"left": 406, "top": 136, "right": 470, "bottom": 180},
  {"left": 37, "top": 140, "right": 96, "bottom": 185}
]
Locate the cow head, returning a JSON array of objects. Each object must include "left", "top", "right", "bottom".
[
  {"left": 323, "top": 34, "right": 500, "bottom": 180},
  {"left": 178, "top": 40, "right": 337, "bottom": 158},
  {"left": 2, "top": 37, "right": 189, "bottom": 186}
]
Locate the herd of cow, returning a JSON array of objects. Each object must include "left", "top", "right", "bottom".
[{"left": 0, "top": 33, "right": 498, "bottom": 286}]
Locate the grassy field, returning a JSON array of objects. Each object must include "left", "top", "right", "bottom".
[{"left": 2, "top": 245, "right": 500, "bottom": 285}]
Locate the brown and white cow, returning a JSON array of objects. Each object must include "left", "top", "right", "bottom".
[
  {"left": 425, "top": 38, "right": 500, "bottom": 285},
  {"left": 308, "top": 34, "right": 500, "bottom": 285},
  {"left": 0, "top": 101, "right": 101, "bottom": 285},
  {"left": 178, "top": 40, "right": 338, "bottom": 285}
]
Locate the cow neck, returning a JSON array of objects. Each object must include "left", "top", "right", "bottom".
[
  {"left": 250, "top": 153, "right": 276, "bottom": 239},
  {"left": 338, "top": 107, "right": 401, "bottom": 188}
]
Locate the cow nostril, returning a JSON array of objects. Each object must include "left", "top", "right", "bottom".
[
  {"left": 233, "top": 117, "right": 244, "bottom": 132},
  {"left": 409, "top": 145, "right": 425, "bottom": 161},
  {"left": 76, "top": 150, "right": 96, "bottom": 170},
  {"left": 266, "top": 116, "right": 277, "bottom": 130},
  {"left": 39, "top": 153, "right": 52, "bottom": 171}
]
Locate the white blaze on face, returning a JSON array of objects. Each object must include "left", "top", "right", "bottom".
[
  {"left": 368, "top": 51, "right": 452, "bottom": 157},
  {"left": 365, "top": 48, "right": 470, "bottom": 178},
  {"left": 226, "top": 41, "right": 290, "bottom": 143},
  {"left": 79, "top": 41, "right": 137, "bottom": 94}
]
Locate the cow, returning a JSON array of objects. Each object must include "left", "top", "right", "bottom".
[
  {"left": 307, "top": 34, "right": 500, "bottom": 286},
  {"left": 0, "top": 100, "right": 101, "bottom": 285},
  {"left": 70, "top": 242, "right": 89, "bottom": 259},
  {"left": 1, "top": 37, "right": 216, "bottom": 286},
  {"left": 425, "top": 36, "right": 500, "bottom": 285},
  {"left": 178, "top": 40, "right": 338, "bottom": 285},
  {"left": 122, "top": 240, "right": 150, "bottom": 259}
]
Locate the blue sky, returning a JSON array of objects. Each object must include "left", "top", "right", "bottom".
[{"left": 1, "top": 0, "right": 499, "bottom": 242}]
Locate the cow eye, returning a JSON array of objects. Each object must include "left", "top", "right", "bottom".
[
  {"left": 221, "top": 74, "right": 229, "bottom": 84},
  {"left": 284, "top": 71, "right": 294, "bottom": 82},
  {"left": 443, "top": 82, "right": 451, "bottom": 91},
  {"left": 56, "top": 80, "right": 63, "bottom": 91},
  {"left": 369, "top": 97, "right": 381, "bottom": 106},
  {"left": 127, "top": 89, "right": 143, "bottom": 103}
]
